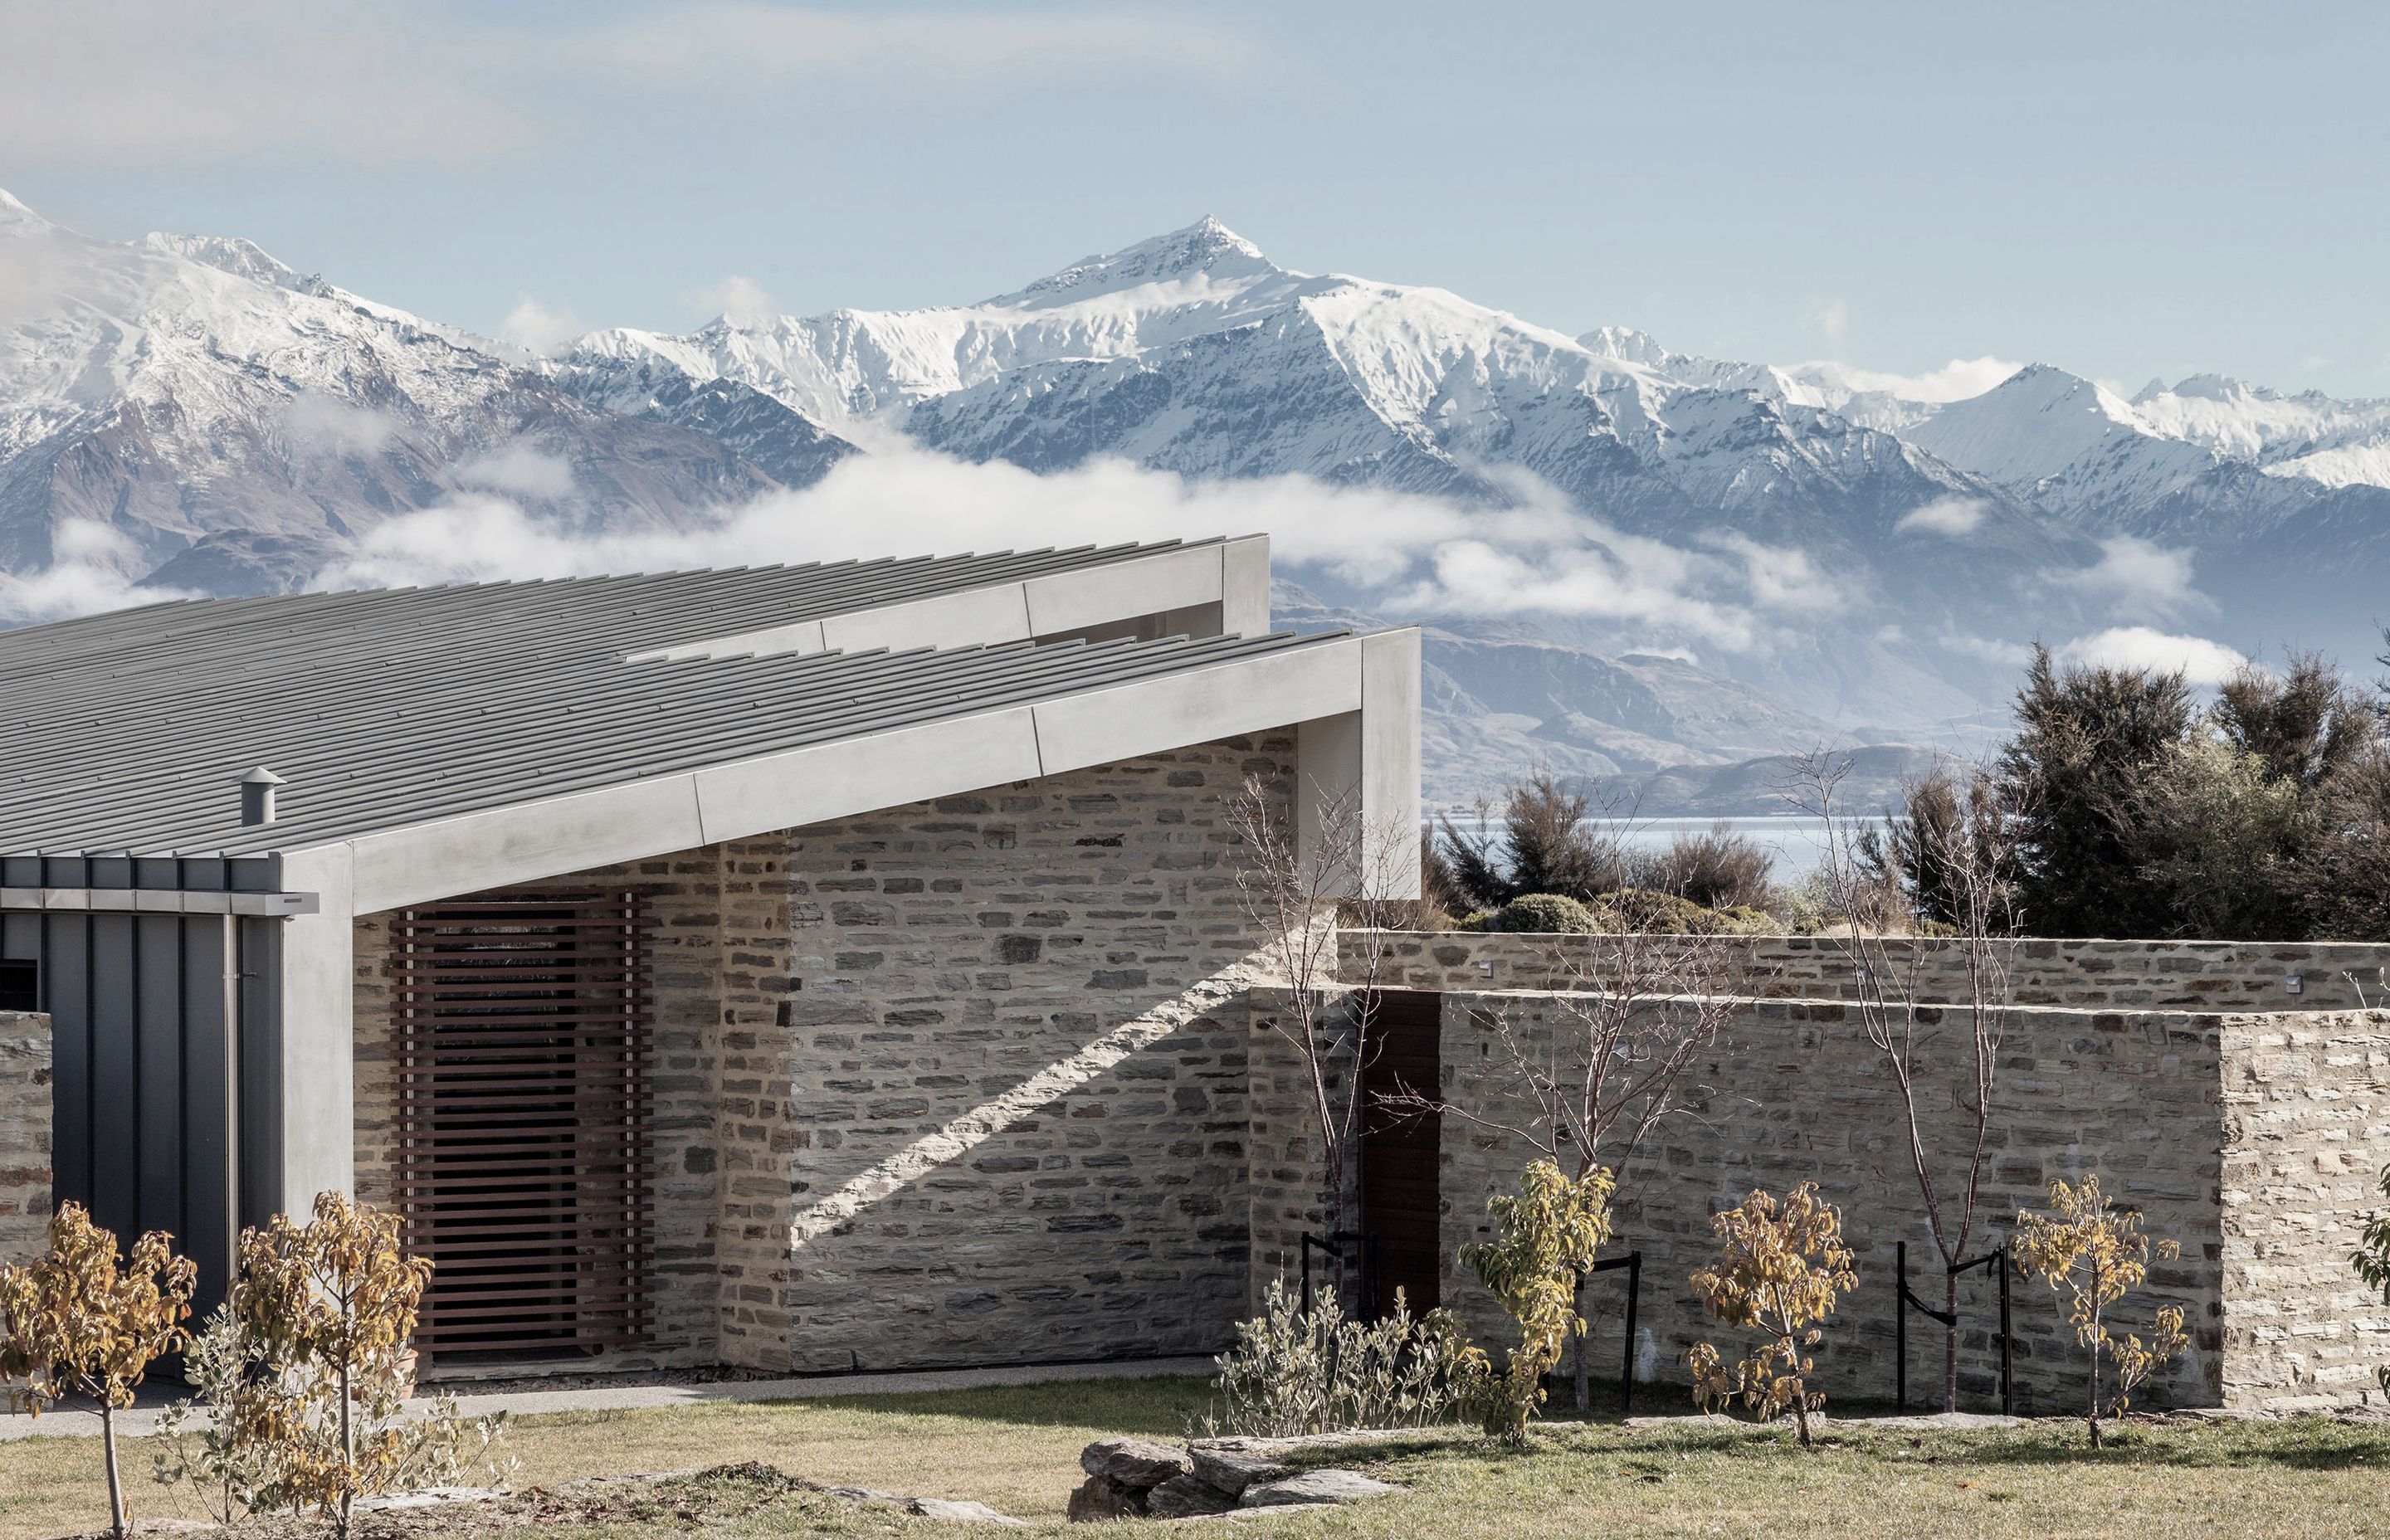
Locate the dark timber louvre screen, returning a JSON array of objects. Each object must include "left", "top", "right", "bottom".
[{"left": 390, "top": 891, "right": 656, "bottom": 1358}]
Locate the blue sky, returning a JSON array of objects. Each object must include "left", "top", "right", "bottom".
[{"left": 3, "top": 0, "right": 2384, "bottom": 394}]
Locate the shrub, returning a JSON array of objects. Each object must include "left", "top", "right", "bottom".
[
  {"left": 1454, "top": 1160, "right": 1615, "bottom": 1442},
  {"left": 1636, "top": 826, "right": 1773, "bottom": 910},
  {"left": 154, "top": 1192, "right": 511, "bottom": 1537},
  {"left": 2134, "top": 738, "right": 2314, "bottom": 939},
  {"left": 1490, "top": 893, "right": 1601, "bottom": 933},
  {"left": 1207, "top": 1278, "right": 1468, "bottom": 1436},
  {"left": 1588, "top": 888, "right": 1752, "bottom": 934},
  {"left": 2012, "top": 1175, "right": 2188, "bottom": 1448},
  {"left": 0, "top": 1202, "right": 198, "bottom": 1540},
  {"left": 1684, "top": 1183, "right": 1856, "bottom": 1450},
  {"left": 1436, "top": 772, "right": 1628, "bottom": 909}
]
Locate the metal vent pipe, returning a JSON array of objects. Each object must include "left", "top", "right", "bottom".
[{"left": 237, "top": 768, "right": 288, "bottom": 826}]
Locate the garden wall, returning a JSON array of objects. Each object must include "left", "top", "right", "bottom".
[
  {"left": 1249, "top": 985, "right": 2390, "bottom": 1414},
  {"left": 0, "top": 1010, "right": 51, "bottom": 1264},
  {"left": 1353, "top": 930, "right": 2390, "bottom": 1011}
]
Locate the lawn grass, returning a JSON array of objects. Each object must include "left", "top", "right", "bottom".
[{"left": 4, "top": 1375, "right": 2386, "bottom": 1540}]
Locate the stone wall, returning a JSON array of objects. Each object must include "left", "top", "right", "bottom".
[
  {"left": 764, "top": 733, "right": 1289, "bottom": 1372},
  {"left": 1246, "top": 988, "right": 1359, "bottom": 1314},
  {"left": 2220, "top": 1011, "right": 2390, "bottom": 1409},
  {"left": 0, "top": 1011, "right": 51, "bottom": 1264},
  {"left": 1356, "top": 930, "right": 2390, "bottom": 1011},
  {"left": 353, "top": 734, "right": 1289, "bottom": 1376},
  {"left": 1421, "top": 992, "right": 2241, "bottom": 1414},
  {"left": 354, "top": 840, "right": 791, "bottom": 1372},
  {"left": 1251, "top": 983, "right": 2390, "bottom": 1414}
]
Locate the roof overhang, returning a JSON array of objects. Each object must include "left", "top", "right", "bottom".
[{"left": 284, "top": 626, "right": 1418, "bottom": 916}]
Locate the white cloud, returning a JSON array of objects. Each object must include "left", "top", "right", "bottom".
[
  {"left": 280, "top": 393, "right": 402, "bottom": 453},
  {"left": 0, "top": 519, "right": 190, "bottom": 624},
  {"left": 681, "top": 275, "right": 779, "bottom": 329},
  {"left": 1938, "top": 631, "right": 2033, "bottom": 667},
  {"left": 1896, "top": 495, "right": 1988, "bottom": 538},
  {"left": 1802, "top": 297, "right": 1850, "bottom": 348},
  {"left": 454, "top": 444, "right": 576, "bottom": 500},
  {"left": 573, "top": 4, "right": 1258, "bottom": 87},
  {"left": 0, "top": 2, "right": 1256, "bottom": 168},
  {"left": 501, "top": 297, "right": 583, "bottom": 355},
  {"left": 1792, "top": 356, "right": 2023, "bottom": 405},
  {"left": 2054, "top": 534, "right": 2208, "bottom": 619},
  {"left": 1700, "top": 532, "right": 1846, "bottom": 613},
  {"left": 2058, "top": 626, "right": 2249, "bottom": 686},
  {"left": 312, "top": 448, "right": 1797, "bottom": 655}
]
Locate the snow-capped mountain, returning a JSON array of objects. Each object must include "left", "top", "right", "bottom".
[
  {"left": 6, "top": 187, "right": 2387, "bottom": 801},
  {"left": 0, "top": 188, "right": 852, "bottom": 592}
]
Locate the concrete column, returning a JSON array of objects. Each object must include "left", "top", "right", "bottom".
[{"left": 272, "top": 846, "right": 357, "bottom": 1216}]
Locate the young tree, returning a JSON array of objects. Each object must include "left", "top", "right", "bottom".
[
  {"left": 1228, "top": 770, "right": 1411, "bottom": 1271},
  {"left": 1797, "top": 750, "right": 2021, "bottom": 1413},
  {"left": 216, "top": 1192, "right": 439, "bottom": 1538},
  {"left": 2012, "top": 1175, "right": 2189, "bottom": 1448},
  {"left": 1684, "top": 1183, "right": 1858, "bottom": 1450},
  {"left": 1383, "top": 918, "right": 1744, "bottom": 1411},
  {"left": 1452, "top": 1159, "right": 1614, "bottom": 1442},
  {"left": 0, "top": 1202, "right": 198, "bottom": 1540}
]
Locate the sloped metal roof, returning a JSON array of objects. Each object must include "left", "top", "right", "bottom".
[{"left": 0, "top": 541, "right": 1335, "bottom": 863}]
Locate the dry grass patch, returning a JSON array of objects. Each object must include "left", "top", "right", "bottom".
[{"left": 7, "top": 1377, "right": 2390, "bottom": 1540}]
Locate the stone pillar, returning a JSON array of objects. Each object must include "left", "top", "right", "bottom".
[{"left": 0, "top": 1010, "right": 53, "bottom": 1263}]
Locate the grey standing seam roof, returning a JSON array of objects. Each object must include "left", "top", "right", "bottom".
[{"left": 1, "top": 539, "right": 1330, "bottom": 862}]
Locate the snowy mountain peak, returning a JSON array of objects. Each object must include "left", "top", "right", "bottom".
[
  {"left": 2167, "top": 373, "right": 2271, "bottom": 404},
  {"left": 0, "top": 187, "right": 47, "bottom": 227},
  {"left": 1007, "top": 216, "right": 1280, "bottom": 304},
  {"left": 1579, "top": 325, "right": 1671, "bottom": 365},
  {"left": 140, "top": 232, "right": 334, "bottom": 298}
]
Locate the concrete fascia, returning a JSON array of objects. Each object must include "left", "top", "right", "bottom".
[
  {"left": 1220, "top": 534, "right": 1272, "bottom": 636},
  {"left": 630, "top": 539, "right": 1265, "bottom": 662},
  {"left": 0, "top": 889, "right": 319, "bottom": 916}
]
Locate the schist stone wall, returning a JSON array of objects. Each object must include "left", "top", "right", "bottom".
[
  {"left": 1253, "top": 983, "right": 2390, "bottom": 1413},
  {"left": 0, "top": 1011, "right": 51, "bottom": 1264},
  {"left": 1355, "top": 931, "right": 2390, "bottom": 1011},
  {"left": 353, "top": 733, "right": 1291, "bottom": 1374}
]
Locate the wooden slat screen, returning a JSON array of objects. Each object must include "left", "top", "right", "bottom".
[{"left": 390, "top": 892, "right": 655, "bottom": 1357}]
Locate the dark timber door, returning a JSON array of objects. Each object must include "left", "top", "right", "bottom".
[
  {"left": 390, "top": 892, "right": 656, "bottom": 1360},
  {"left": 1361, "top": 989, "right": 1443, "bottom": 1313}
]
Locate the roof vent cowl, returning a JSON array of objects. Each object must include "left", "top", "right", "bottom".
[{"left": 237, "top": 768, "right": 289, "bottom": 827}]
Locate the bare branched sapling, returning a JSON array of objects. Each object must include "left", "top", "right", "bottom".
[
  {"left": 1228, "top": 769, "right": 1412, "bottom": 1282},
  {"left": 1792, "top": 750, "right": 2022, "bottom": 1412}
]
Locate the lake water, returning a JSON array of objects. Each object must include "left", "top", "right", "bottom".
[{"left": 1612, "top": 816, "right": 1839, "bottom": 885}]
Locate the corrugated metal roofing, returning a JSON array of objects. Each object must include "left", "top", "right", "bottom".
[{"left": 0, "top": 541, "right": 1333, "bottom": 861}]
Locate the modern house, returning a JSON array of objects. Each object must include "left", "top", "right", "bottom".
[{"left": 0, "top": 536, "right": 1420, "bottom": 1373}]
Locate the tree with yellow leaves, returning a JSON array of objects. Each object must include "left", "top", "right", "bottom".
[
  {"left": 1453, "top": 1159, "right": 1614, "bottom": 1442},
  {"left": 2012, "top": 1174, "right": 2188, "bottom": 1448},
  {"left": 0, "top": 1202, "right": 198, "bottom": 1540},
  {"left": 213, "top": 1192, "right": 439, "bottom": 1537},
  {"left": 1684, "top": 1182, "right": 1858, "bottom": 1449}
]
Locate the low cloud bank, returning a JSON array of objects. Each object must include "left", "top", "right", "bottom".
[{"left": 313, "top": 448, "right": 1840, "bottom": 657}]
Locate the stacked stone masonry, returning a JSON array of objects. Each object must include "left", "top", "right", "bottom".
[
  {"left": 352, "top": 735, "right": 1291, "bottom": 1375},
  {"left": 1295, "top": 929, "right": 2390, "bottom": 1412},
  {"left": 0, "top": 1011, "right": 50, "bottom": 1265},
  {"left": 1354, "top": 930, "right": 2390, "bottom": 1011}
]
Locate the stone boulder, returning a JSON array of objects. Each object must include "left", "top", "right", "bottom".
[
  {"left": 1145, "top": 1474, "right": 1239, "bottom": 1519},
  {"left": 1067, "top": 1474, "right": 1148, "bottom": 1521},
  {"left": 1241, "top": 1469, "right": 1402, "bottom": 1508},
  {"left": 1186, "top": 1447, "right": 1291, "bottom": 1497},
  {"left": 1080, "top": 1437, "right": 1195, "bottom": 1486}
]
